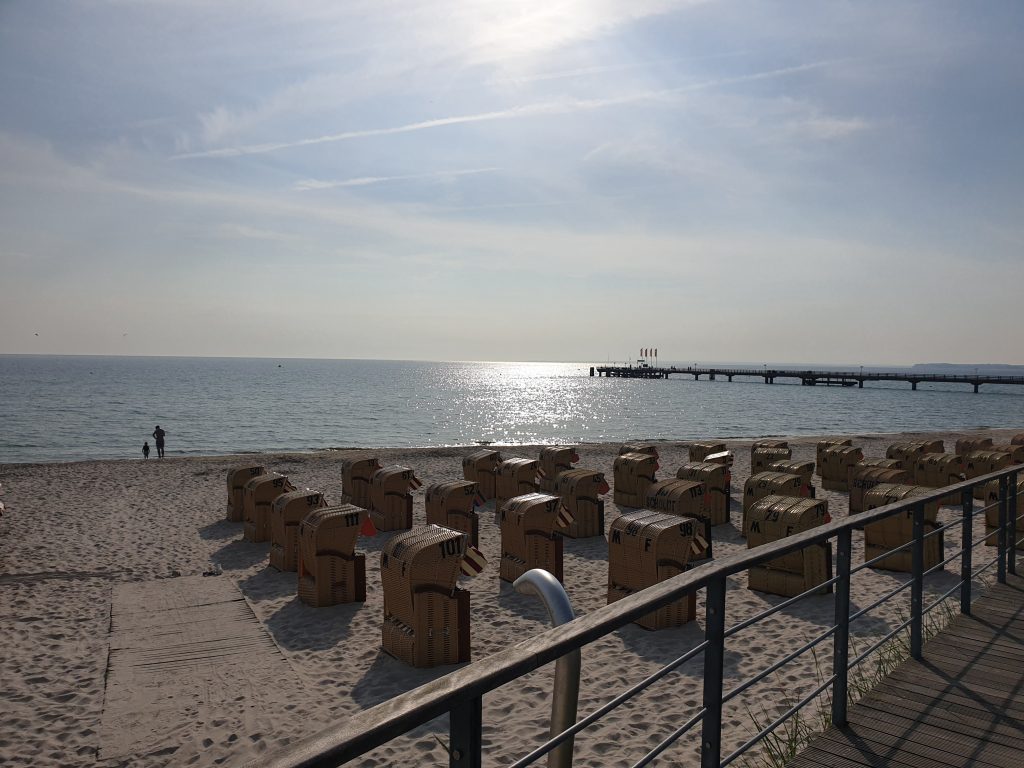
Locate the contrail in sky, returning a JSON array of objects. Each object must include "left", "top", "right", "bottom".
[
  {"left": 174, "top": 61, "right": 835, "bottom": 160},
  {"left": 292, "top": 167, "right": 500, "bottom": 191}
]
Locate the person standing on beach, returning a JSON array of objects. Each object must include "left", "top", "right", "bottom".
[
  {"left": 152, "top": 425, "right": 166, "bottom": 458},
  {"left": 142, "top": 441, "right": 150, "bottom": 459}
]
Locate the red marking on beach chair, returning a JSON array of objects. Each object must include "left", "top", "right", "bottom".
[{"left": 459, "top": 546, "right": 488, "bottom": 577}]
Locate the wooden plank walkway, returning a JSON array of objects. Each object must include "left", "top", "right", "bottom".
[
  {"left": 99, "top": 575, "right": 297, "bottom": 761},
  {"left": 790, "top": 574, "right": 1024, "bottom": 768}
]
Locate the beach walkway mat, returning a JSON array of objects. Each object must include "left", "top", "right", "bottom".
[
  {"left": 790, "top": 574, "right": 1024, "bottom": 768},
  {"left": 99, "top": 575, "right": 295, "bottom": 761}
]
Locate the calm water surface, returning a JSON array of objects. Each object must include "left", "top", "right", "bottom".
[{"left": 2, "top": 356, "right": 1023, "bottom": 463}]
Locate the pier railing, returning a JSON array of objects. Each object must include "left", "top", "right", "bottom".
[{"left": 255, "top": 466, "right": 1021, "bottom": 768}]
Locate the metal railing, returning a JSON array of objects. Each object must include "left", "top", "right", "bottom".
[{"left": 255, "top": 466, "right": 1021, "bottom": 768}]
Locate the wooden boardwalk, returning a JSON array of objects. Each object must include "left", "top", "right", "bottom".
[
  {"left": 790, "top": 575, "right": 1024, "bottom": 768},
  {"left": 100, "top": 575, "right": 296, "bottom": 760}
]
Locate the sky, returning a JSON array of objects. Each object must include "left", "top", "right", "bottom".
[{"left": 1, "top": 1, "right": 1023, "bottom": 365}]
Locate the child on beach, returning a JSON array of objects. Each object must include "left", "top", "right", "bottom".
[{"left": 142, "top": 441, "right": 150, "bottom": 459}]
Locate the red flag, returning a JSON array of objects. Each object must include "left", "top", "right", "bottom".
[{"left": 360, "top": 516, "right": 377, "bottom": 537}]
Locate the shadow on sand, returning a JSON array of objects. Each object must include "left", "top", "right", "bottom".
[
  {"left": 349, "top": 652, "right": 460, "bottom": 709},
  {"left": 239, "top": 565, "right": 299, "bottom": 602},
  {"left": 494, "top": 578, "right": 553, "bottom": 624},
  {"left": 210, "top": 537, "right": 269, "bottom": 571},
  {"left": 198, "top": 519, "right": 237, "bottom": 541},
  {"left": 264, "top": 596, "right": 365, "bottom": 652}
]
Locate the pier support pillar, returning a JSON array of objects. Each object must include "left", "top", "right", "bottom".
[
  {"left": 974, "top": 383, "right": 980, "bottom": 393},
  {"left": 728, "top": 375, "right": 733, "bottom": 382},
  {"left": 589, "top": 367, "right": 595, "bottom": 377},
  {"left": 710, "top": 373, "right": 716, "bottom": 381},
  {"left": 858, "top": 380, "right": 863, "bottom": 388},
  {"left": 911, "top": 381, "right": 918, "bottom": 391},
  {"left": 694, "top": 374, "right": 700, "bottom": 381}
]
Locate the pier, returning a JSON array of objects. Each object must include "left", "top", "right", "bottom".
[{"left": 590, "top": 365, "right": 1024, "bottom": 393}]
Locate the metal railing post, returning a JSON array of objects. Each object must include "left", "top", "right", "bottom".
[
  {"left": 701, "top": 576, "right": 727, "bottom": 768},
  {"left": 513, "top": 570, "right": 580, "bottom": 768},
  {"left": 449, "top": 697, "right": 483, "bottom": 768},
  {"left": 961, "top": 489, "right": 973, "bottom": 615},
  {"left": 998, "top": 476, "right": 1008, "bottom": 585},
  {"left": 910, "top": 503, "right": 924, "bottom": 660},
  {"left": 1010, "top": 471, "right": 1019, "bottom": 576},
  {"left": 832, "top": 529, "right": 852, "bottom": 727}
]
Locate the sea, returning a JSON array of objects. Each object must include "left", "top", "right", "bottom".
[{"left": 2, "top": 355, "right": 1024, "bottom": 464}]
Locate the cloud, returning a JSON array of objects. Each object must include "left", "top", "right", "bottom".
[
  {"left": 174, "top": 1, "right": 706, "bottom": 151},
  {"left": 175, "top": 101, "right": 614, "bottom": 159},
  {"left": 217, "top": 223, "right": 299, "bottom": 242},
  {"left": 486, "top": 51, "right": 756, "bottom": 87},
  {"left": 292, "top": 167, "right": 500, "bottom": 191},
  {"left": 795, "top": 115, "right": 870, "bottom": 139},
  {"left": 0, "top": 131, "right": 904, "bottom": 280},
  {"left": 176, "top": 61, "right": 838, "bottom": 160}
]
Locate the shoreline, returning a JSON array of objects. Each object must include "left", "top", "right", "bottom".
[
  {"left": 5, "top": 426, "right": 1022, "bottom": 470},
  {"left": 1, "top": 425, "right": 1020, "bottom": 766}
]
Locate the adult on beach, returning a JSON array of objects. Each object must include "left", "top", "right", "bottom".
[{"left": 152, "top": 425, "right": 166, "bottom": 458}]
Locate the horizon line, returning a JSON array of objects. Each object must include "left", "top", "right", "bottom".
[{"left": 1, "top": 352, "right": 1021, "bottom": 369}]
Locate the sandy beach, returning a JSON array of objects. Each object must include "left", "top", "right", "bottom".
[{"left": 1, "top": 427, "right": 1021, "bottom": 767}]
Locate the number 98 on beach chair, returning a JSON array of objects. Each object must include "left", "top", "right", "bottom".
[{"left": 607, "top": 510, "right": 705, "bottom": 629}]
